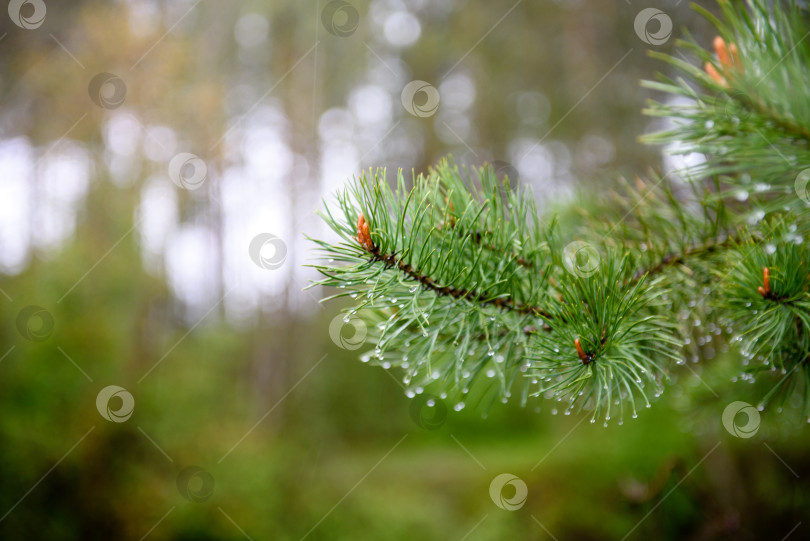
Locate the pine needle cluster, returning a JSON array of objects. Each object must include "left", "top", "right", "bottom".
[{"left": 309, "top": 0, "right": 810, "bottom": 424}]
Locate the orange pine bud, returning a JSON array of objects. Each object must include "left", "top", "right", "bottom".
[
  {"left": 574, "top": 338, "right": 589, "bottom": 363},
  {"left": 706, "top": 36, "right": 743, "bottom": 87},
  {"left": 356, "top": 214, "right": 374, "bottom": 251},
  {"left": 714, "top": 36, "right": 731, "bottom": 68},
  {"left": 356, "top": 214, "right": 366, "bottom": 243},
  {"left": 758, "top": 267, "right": 770, "bottom": 297},
  {"left": 705, "top": 61, "right": 727, "bottom": 87}
]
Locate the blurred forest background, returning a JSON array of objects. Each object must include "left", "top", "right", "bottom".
[{"left": 1, "top": 0, "right": 809, "bottom": 539}]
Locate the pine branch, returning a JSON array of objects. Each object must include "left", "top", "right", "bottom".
[
  {"left": 361, "top": 241, "right": 553, "bottom": 319},
  {"left": 642, "top": 0, "right": 810, "bottom": 213},
  {"left": 310, "top": 0, "right": 810, "bottom": 423},
  {"left": 629, "top": 233, "right": 740, "bottom": 284}
]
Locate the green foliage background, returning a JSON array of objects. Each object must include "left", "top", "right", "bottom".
[{"left": 1, "top": 1, "right": 809, "bottom": 540}]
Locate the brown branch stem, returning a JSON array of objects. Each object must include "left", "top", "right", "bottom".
[
  {"left": 628, "top": 233, "right": 739, "bottom": 285},
  {"left": 366, "top": 244, "right": 553, "bottom": 320}
]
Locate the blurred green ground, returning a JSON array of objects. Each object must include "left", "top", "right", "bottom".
[{"left": 2, "top": 232, "right": 809, "bottom": 540}]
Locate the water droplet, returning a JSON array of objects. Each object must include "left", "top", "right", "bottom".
[
  {"left": 754, "top": 182, "right": 770, "bottom": 192},
  {"left": 747, "top": 209, "right": 765, "bottom": 225},
  {"left": 454, "top": 402, "right": 465, "bottom": 411},
  {"left": 486, "top": 369, "right": 496, "bottom": 378}
]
